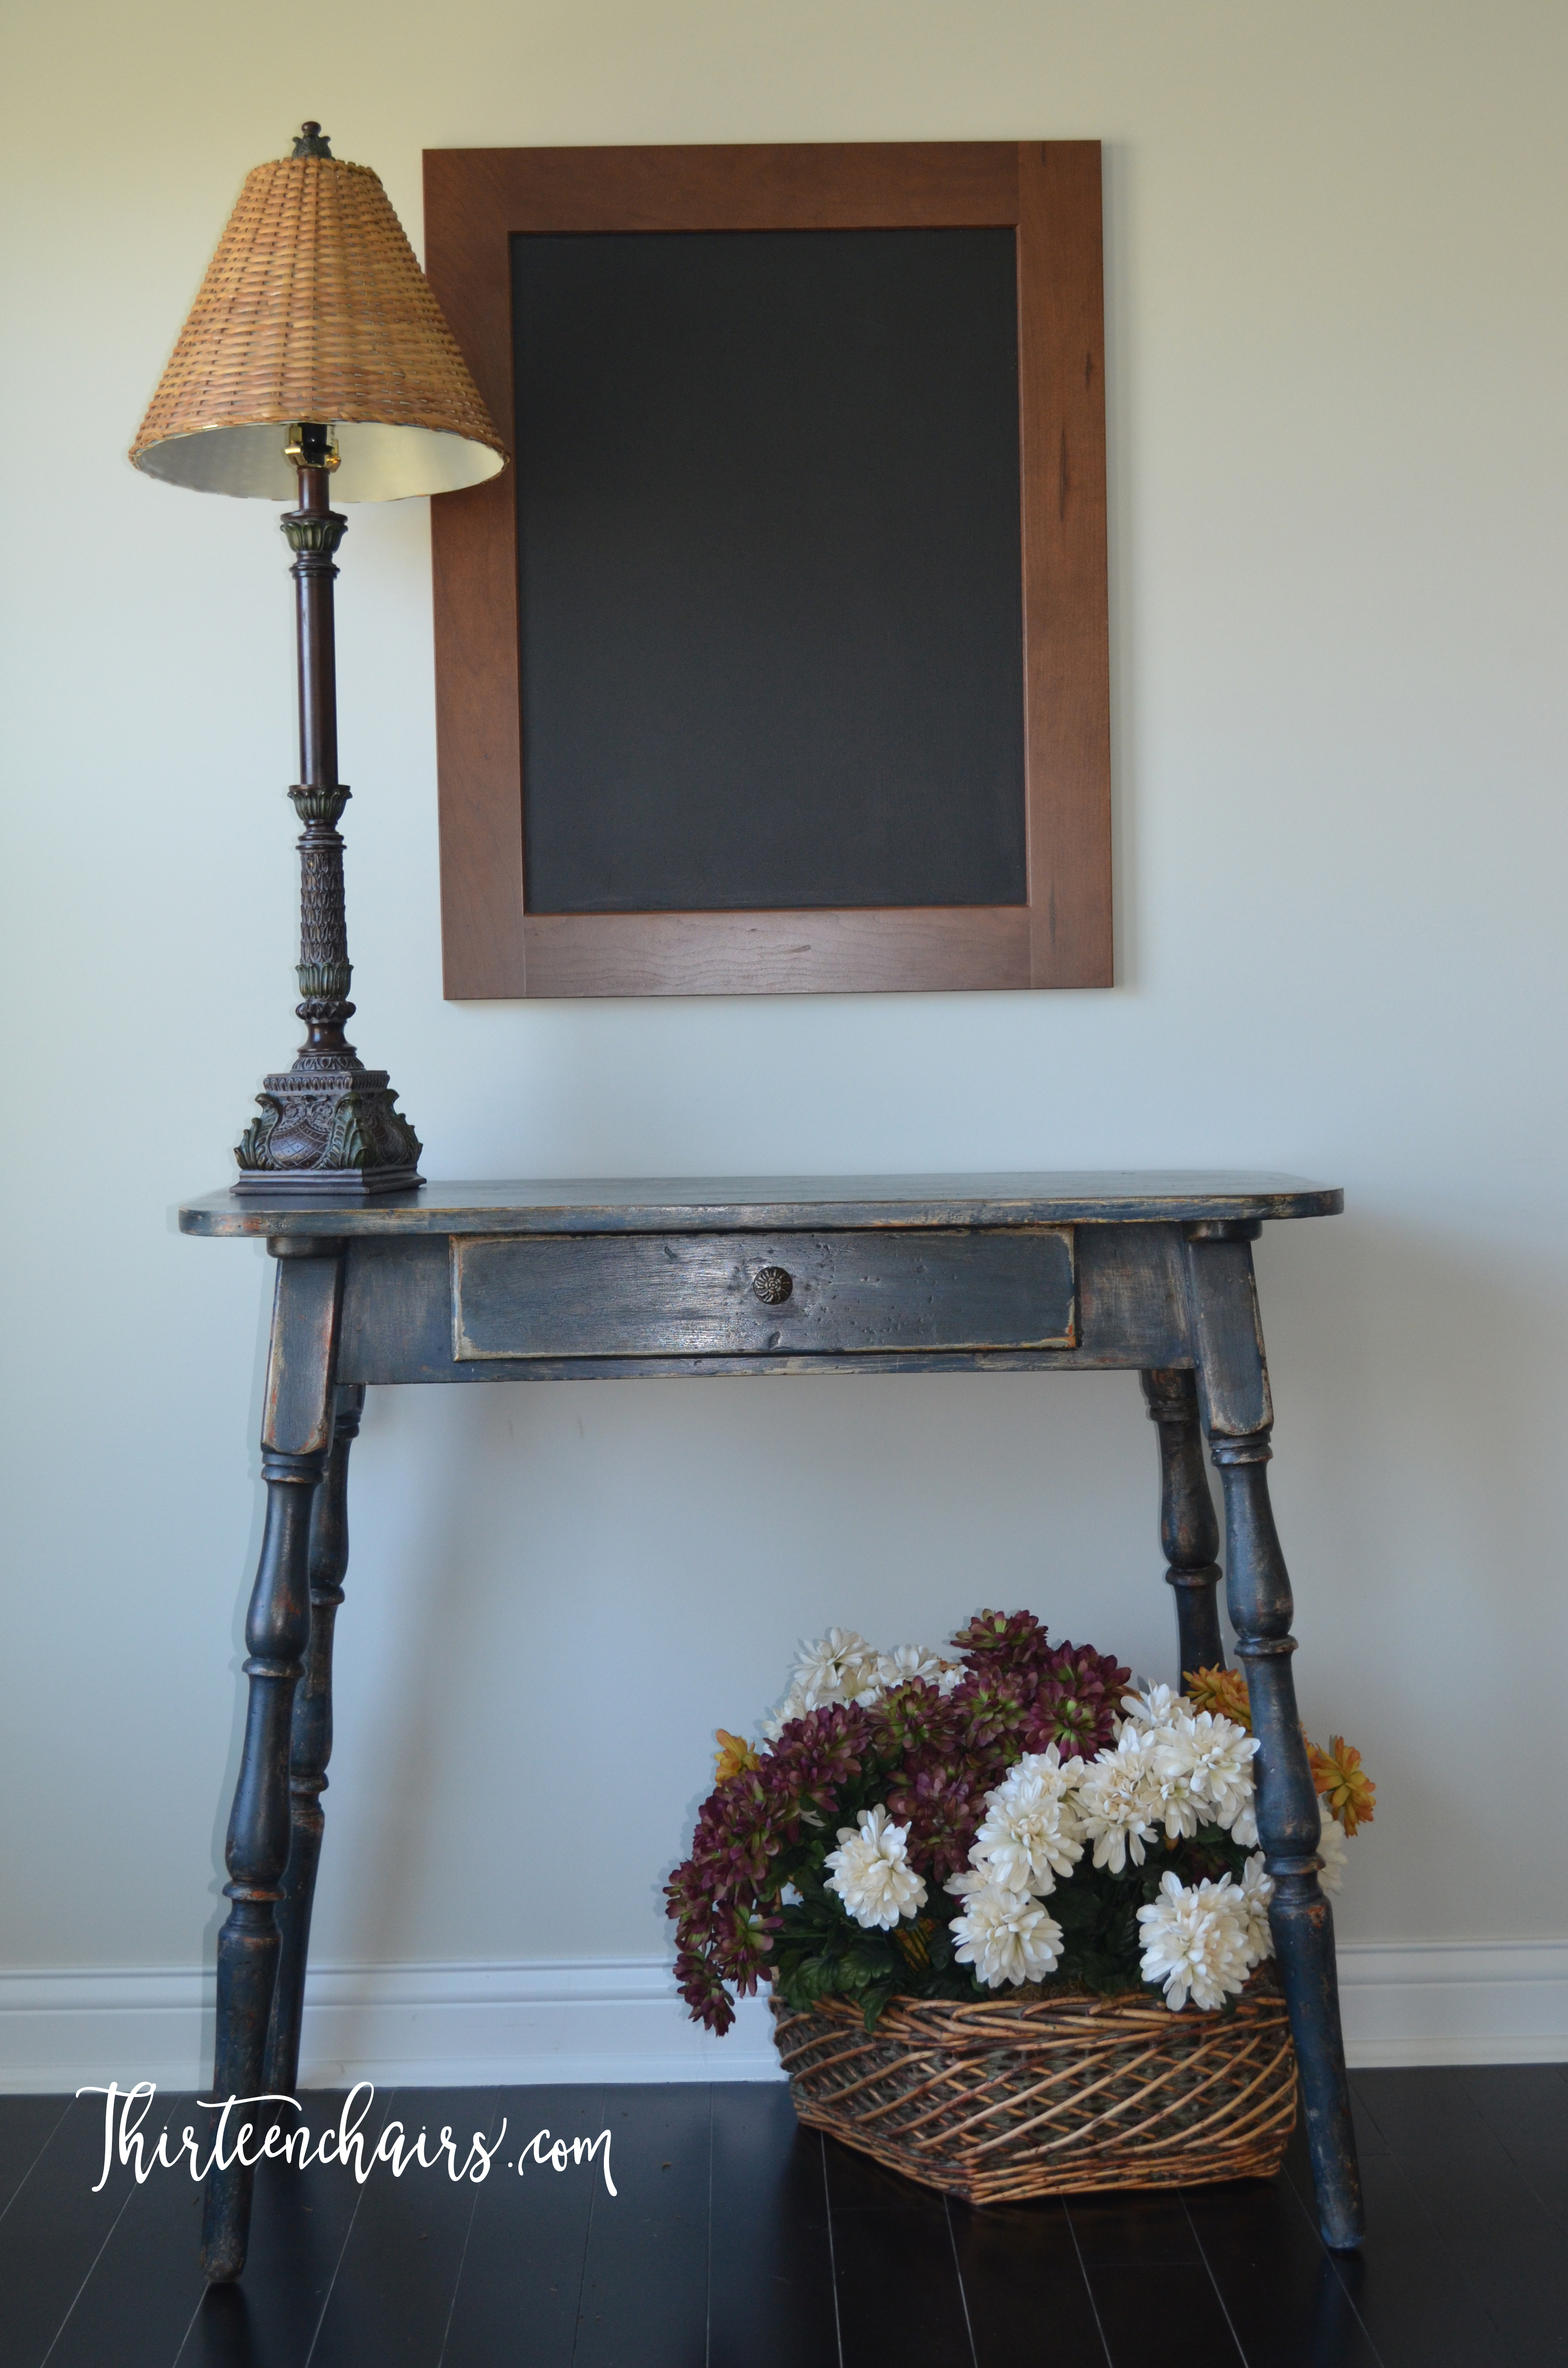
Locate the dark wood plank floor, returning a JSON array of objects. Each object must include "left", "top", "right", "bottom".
[{"left": 1, "top": 2067, "right": 1563, "bottom": 2367}]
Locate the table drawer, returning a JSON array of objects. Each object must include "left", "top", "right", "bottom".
[{"left": 452, "top": 1228, "right": 1076, "bottom": 1361}]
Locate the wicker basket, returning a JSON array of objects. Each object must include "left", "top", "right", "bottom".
[{"left": 772, "top": 1970, "right": 1297, "bottom": 2206}]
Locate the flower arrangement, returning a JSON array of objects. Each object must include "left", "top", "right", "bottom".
[{"left": 667, "top": 1612, "right": 1373, "bottom": 2037}]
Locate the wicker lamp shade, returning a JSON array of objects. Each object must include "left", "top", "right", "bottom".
[{"left": 131, "top": 141, "right": 506, "bottom": 502}]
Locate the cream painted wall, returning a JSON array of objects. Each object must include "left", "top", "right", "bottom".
[{"left": 2, "top": 2, "right": 1566, "bottom": 2018}]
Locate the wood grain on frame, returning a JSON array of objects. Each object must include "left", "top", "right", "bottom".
[
  {"left": 1018, "top": 144, "right": 1113, "bottom": 987},
  {"left": 424, "top": 142, "right": 1111, "bottom": 999}
]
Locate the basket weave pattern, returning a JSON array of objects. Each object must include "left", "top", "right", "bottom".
[
  {"left": 773, "top": 1973, "right": 1297, "bottom": 2206},
  {"left": 131, "top": 157, "right": 505, "bottom": 460}
]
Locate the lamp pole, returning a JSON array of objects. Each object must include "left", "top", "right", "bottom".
[{"left": 233, "top": 421, "right": 423, "bottom": 1193}]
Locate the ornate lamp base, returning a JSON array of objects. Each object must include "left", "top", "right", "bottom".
[{"left": 233, "top": 1056, "right": 423, "bottom": 1197}]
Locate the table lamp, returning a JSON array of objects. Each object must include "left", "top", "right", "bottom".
[{"left": 131, "top": 123, "right": 507, "bottom": 1194}]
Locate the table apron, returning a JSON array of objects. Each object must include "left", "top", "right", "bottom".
[{"left": 336, "top": 1221, "right": 1193, "bottom": 1383}]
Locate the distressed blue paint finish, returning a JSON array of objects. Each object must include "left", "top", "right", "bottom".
[
  {"left": 180, "top": 1170, "right": 1344, "bottom": 1237},
  {"left": 1185, "top": 1225, "right": 1365, "bottom": 2252},
  {"left": 202, "top": 1246, "right": 343, "bottom": 2280},
  {"left": 186, "top": 1174, "right": 1362, "bottom": 2276}
]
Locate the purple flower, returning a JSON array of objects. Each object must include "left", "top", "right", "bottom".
[
  {"left": 950, "top": 1608, "right": 1054, "bottom": 1675},
  {"left": 885, "top": 1762, "right": 986, "bottom": 1884},
  {"left": 1023, "top": 1641, "right": 1130, "bottom": 1761}
]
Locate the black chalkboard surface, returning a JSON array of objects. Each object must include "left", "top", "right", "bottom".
[{"left": 512, "top": 227, "right": 1027, "bottom": 914}]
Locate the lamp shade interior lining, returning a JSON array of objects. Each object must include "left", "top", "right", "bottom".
[{"left": 133, "top": 419, "right": 506, "bottom": 501}]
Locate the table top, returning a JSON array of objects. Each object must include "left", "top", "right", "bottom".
[{"left": 179, "top": 1171, "right": 1343, "bottom": 1237}]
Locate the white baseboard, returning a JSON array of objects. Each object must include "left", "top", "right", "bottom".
[
  {"left": 1334, "top": 1938, "right": 1568, "bottom": 2066},
  {"left": 2, "top": 1941, "right": 1564, "bottom": 2094},
  {"left": 0, "top": 1960, "right": 784, "bottom": 2095}
]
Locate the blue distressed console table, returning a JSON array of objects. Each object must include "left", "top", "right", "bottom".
[{"left": 179, "top": 1172, "right": 1363, "bottom": 2277}]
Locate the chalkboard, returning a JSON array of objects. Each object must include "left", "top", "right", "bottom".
[
  {"left": 512, "top": 227, "right": 1027, "bottom": 914},
  {"left": 425, "top": 142, "right": 1111, "bottom": 998}
]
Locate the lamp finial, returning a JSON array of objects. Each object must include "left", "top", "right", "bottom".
[{"left": 291, "top": 122, "right": 332, "bottom": 159}]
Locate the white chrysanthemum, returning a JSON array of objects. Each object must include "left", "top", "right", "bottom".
[
  {"left": 1317, "top": 1802, "right": 1349, "bottom": 1895},
  {"left": 760, "top": 1684, "right": 810, "bottom": 1742},
  {"left": 1136, "top": 1871, "right": 1252, "bottom": 2011},
  {"left": 1115, "top": 1689, "right": 1210, "bottom": 1842},
  {"left": 1179, "top": 1712, "right": 1260, "bottom": 1834},
  {"left": 851, "top": 1644, "right": 952, "bottom": 1707},
  {"left": 793, "top": 1628, "right": 878, "bottom": 1709},
  {"left": 969, "top": 1749, "right": 1085, "bottom": 1894},
  {"left": 1075, "top": 1725, "right": 1164, "bottom": 1871},
  {"left": 1143, "top": 1727, "right": 1204, "bottom": 1841},
  {"left": 1238, "top": 1853, "right": 1275, "bottom": 1964},
  {"left": 824, "top": 1805, "right": 927, "bottom": 1930},
  {"left": 949, "top": 1880, "right": 1064, "bottom": 1988},
  {"left": 1230, "top": 1798, "right": 1259, "bottom": 1849},
  {"left": 870, "top": 1643, "right": 952, "bottom": 1693},
  {"left": 765, "top": 1628, "right": 881, "bottom": 1731},
  {"left": 1119, "top": 1682, "right": 1187, "bottom": 1731}
]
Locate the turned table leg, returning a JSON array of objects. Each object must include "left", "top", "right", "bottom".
[
  {"left": 264, "top": 1381, "right": 365, "bottom": 2097},
  {"left": 1185, "top": 1222, "right": 1365, "bottom": 2252},
  {"left": 201, "top": 1242, "right": 344, "bottom": 2285},
  {"left": 1140, "top": 1368, "right": 1224, "bottom": 1679}
]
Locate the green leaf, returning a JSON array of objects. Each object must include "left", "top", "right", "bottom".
[{"left": 861, "top": 1983, "right": 898, "bottom": 2034}]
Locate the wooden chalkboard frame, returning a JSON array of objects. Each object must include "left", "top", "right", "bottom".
[{"left": 424, "top": 143, "right": 1111, "bottom": 999}]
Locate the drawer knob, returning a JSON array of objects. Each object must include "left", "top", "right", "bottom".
[{"left": 751, "top": 1264, "right": 793, "bottom": 1305}]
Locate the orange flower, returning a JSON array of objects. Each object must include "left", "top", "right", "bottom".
[
  {"left": 1307, "top": 1736, "right": 1375, "bottom": 1835},
  {"left": 1183, "top": 1665, "right": 1253, "bottom": 1731},
  {"left": 894, "top": 1917, "right": 934, "bottom": 1970},
  {"left": 714, "top": 1728, "right": 761, "bottom": 1785}
]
